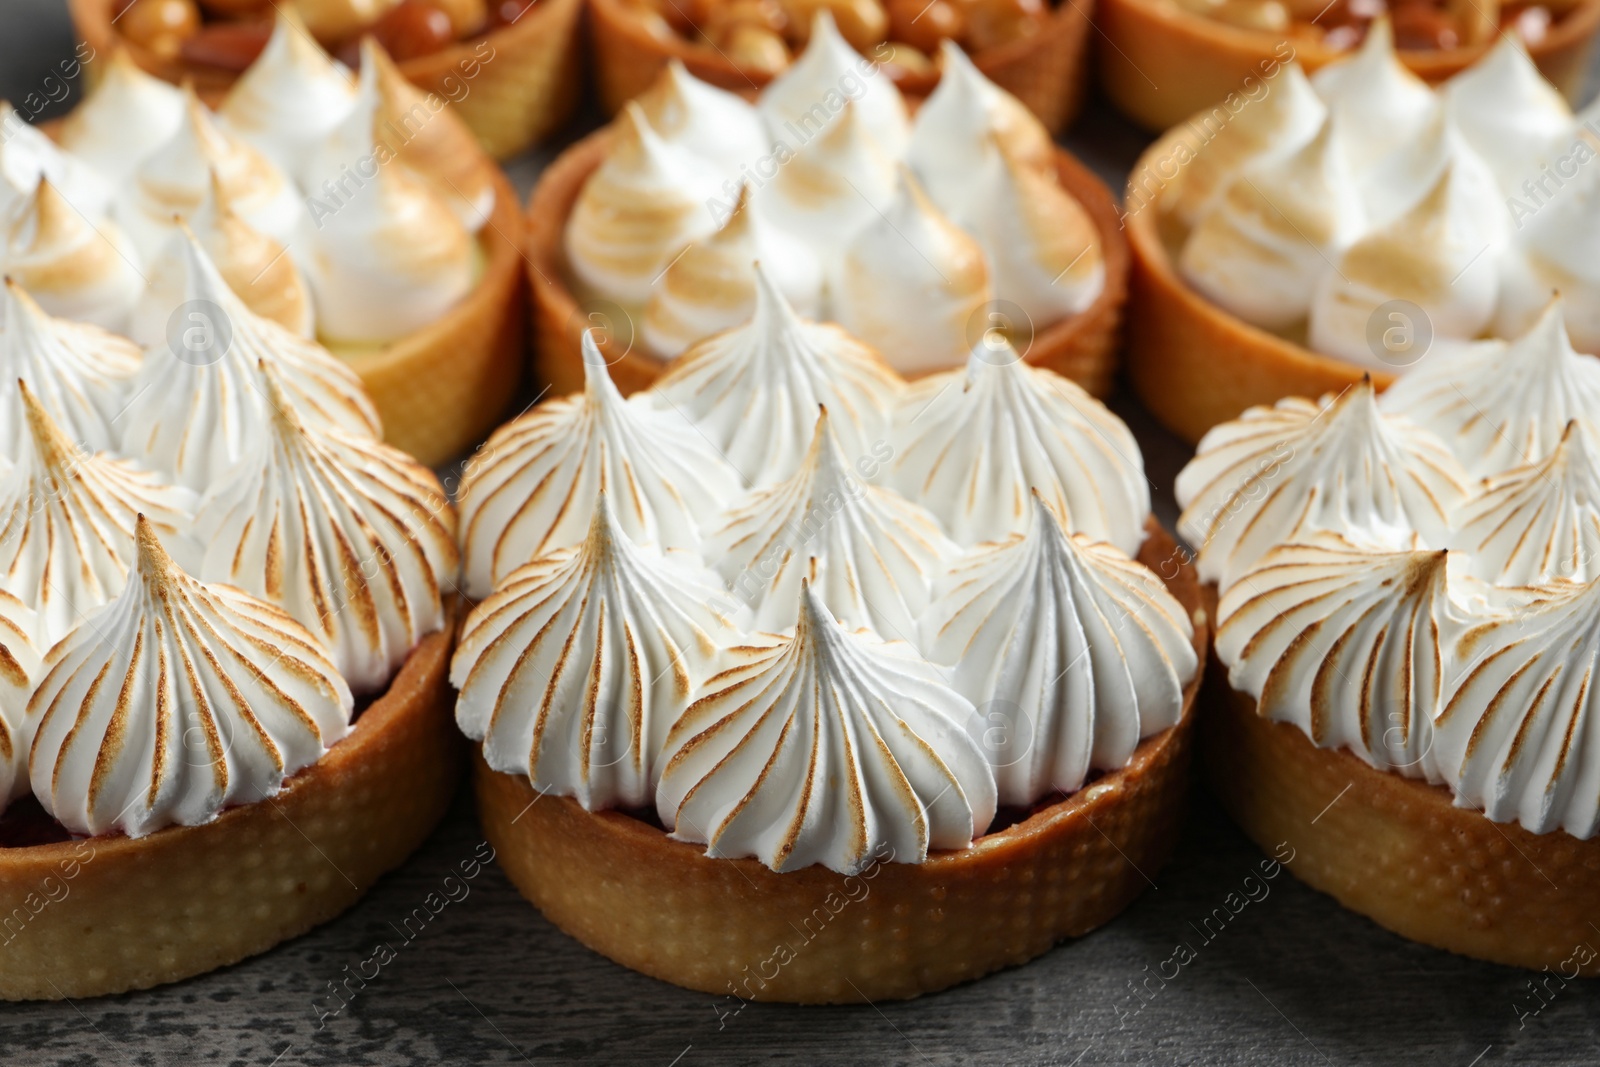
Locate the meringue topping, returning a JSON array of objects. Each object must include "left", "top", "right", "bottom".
[
  {"left": 457, "top": 333, "right": 743, "bottom": 598},
  {"left": 0, "top": 589, "right": 39, "bottom": 807},
  {"left": 705, "top": 409, "right": 953, "bottom": 642},
  {"left": 1175, "top": 379, "right": 1470, "bottom": 589},
  {"left": 2, "top": 178, "right": 145, "bottom": 333},
  {"left": 759, "top": 11, "right": 909, "bottom": 160},
  {"left": 453, "top": 494, "right": 745, "bottom": 810},
  {"left": 1311, "top": 19, "right": 1438, "bottom": 175},
  {"left": 921, "top": 496, "right": 1196, "bottom": 805},
  {"left": 1443, "top": 34, "right": 1572, "bottom": 194},
  {"left": 891, "top": 344, "right": 1150, "bottom": 554},
  {"left": 833, "top": 168, "right": 991, "bottom": 376},
  {"left": 635, "top": 59, "right": 769, "bottom": 182},
  {"left": 755, "top": 99, "right": 897, "bottom": 265},
  {"left": 1356, "top": 106, "right": 1505, "bottom": 233},
  {"left": 56, "top": 49, "right": 185, "bottom": 185},
  {"left": 656, "top": 580, "right": 996, "bottom": 874},
  {"left": 0, "top": 102, "right": 112, "bottom": 221},
  {"left": 1495, "top": 156, "right": 1600, "bottom": 353},
  {"left": 646, "top": 262, "right": 900, "bottom": 485},
  {"left": 27, "top": 516, "right": 353, "bottom": 839},
  {"left": 193, "top": 366, "right": 457, "bottom": 694}
]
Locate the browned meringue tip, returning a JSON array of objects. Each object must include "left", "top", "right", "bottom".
[{"left": 132, "top": 512, "right": 174, "bottom": 580}]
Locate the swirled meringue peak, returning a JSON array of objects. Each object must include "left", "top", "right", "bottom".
[
  {"left": 646, "top": 262, "right": 900, "bottom": 485},
  {"left": 834, "top": 167, "right": 992, "bottom": 376},
  {"left": 565, "top": 103, "right": 722, "bottom": 307},
  {"left": 458, "top": 333, "right": 743, "bottom": 598},
  {"left": 119, "top": 231, "right": 381, "bottom": 491},
  {"left": 907, "top": 40, "right": 1053, "bottom": 227},
  {"left": 1175, "top": 378, "right": 1470, "bottom": 588},
  {"left": 641, "top": 189, "right": 823, "bottom": 359},
  {"left": 194, "top": 365, "right": 457, "bottom": 693},
  {"left": 891, "top": 343, "right": 1149, "bottom": 553},
  {"left": 1216, "top": 533, "right": 1467, "bottom": 783},
  {"left": 219, "top": 9, "right": 356, "bottom": 180},
  {"left": 1180, "top": 118, "right": 1363, "bottom": 331},
  {"left": 756, "top": 98, "right": 897, "bottom": 264},
  {"left": 0, "top": 382, "right": 197, "bottom": 646},
  {"left": 922, "top": 495, "right": 1196, "bottom": 805},
  {"left": 115, "top": 87, "right": 306, "bottom": 264},
  {"left": 1379, "top": 298, "right": 1600, "bottom": 477},
  {"left": 0, "top": 278, "right": 138, "bottom": 454},
  {"left": 1455, "top": 421, "right": 1600, "bottom": 585},
  {"left": 0, "top": 589, "right": 39, "bottom": 807},
  {"left": 759, "top": 11, "right": 909, "bottom": 159},
  {"left": 1443, "top": 35, "right": 1571, "bottom": 193},
  {"left": 57, "top": 49, "right": 185, "bottom": 185},
  {"left": 1311, "top": 19, "right": 1438, "bottom": 174},
  {"left": 707, "top": 408, "right": 953, "bottom": 641},
  {"left": 656, "top": 580, "right": 996, "bottom": 874},
  {"left": 636, "top": 59, "right": 768, "bottom": 181},
  {"left": 3, "top": 178, "right": 144, "bottom": 333},
  {"left": 0, "top": 102, "right": 112, "bottom": 221},
  {"left": 1356, "top": 106, "right": 1504, "bottom": 233},
  {"left": 453, "top": 493, "right": 746, "bottom": 810},
  {"left": 27, "top": 516, "right": 353, "bottom": 839}
]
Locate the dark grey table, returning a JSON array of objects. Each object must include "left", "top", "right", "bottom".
[{"left": 3, "top": 2, "right": 1597, "bottom": 1063}]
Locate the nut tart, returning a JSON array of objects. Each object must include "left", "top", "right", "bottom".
[
  {"left": 0, "top": 265, "right": 462, "bottom": 1000},
  {"left": 1125, "top": 29, "right": 1600, "bottom": 444},
  {"left": 455, "top": 324, "right": 1208, "bottom": 1002},
  {"left": 527, "top": 37, "right": 1126, "bottom": 398},
  {"left": 1176, "top": 317, "right": 1600, "bottom": 971}
]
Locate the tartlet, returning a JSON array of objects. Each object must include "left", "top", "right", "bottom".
[
  {"left": 1176, "top": 311, "right": 1600, "bottom": 971},
  {"left": 69, "top": 0, "right": 583, "bottom": 159},
  {"left": 1125, "top": 28, "right": 1600, "bottom": 443},
  {"left": 453, "top": 280, "right": 1208, "bottom": 1001},
  {"left": 526, "top": 35, "right": 1127, "bottom": 398},
  {"left": 1098, "top": 0, "right": 1600, "bottom": 131}
]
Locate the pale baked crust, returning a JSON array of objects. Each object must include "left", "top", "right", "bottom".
[
  {"left": 587, "top": 0, "right": 1093, "bottom": 132},
  {"left": 474, "top": 521, "right": 1208, "bottom": 1003},
  {"left": 67, "top": 0, "right": 583, "bottom": 160},
  {"left": 1096, "top": 0, "right": 1600, "bottom": 132},
  {"left": 525, "top": 128, "right": 1130, "bottom": 399},
  {"left": 0, "top": 611, "right": 462, "bottom": 1002}
]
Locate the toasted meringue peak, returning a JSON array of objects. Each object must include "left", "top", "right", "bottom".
[
  {"left": 1216, "top": 534, "right": 1465, "bottom": 782},
  {"left": 1455, "top": 422, "right": 1600, "bottom": 585},
  {"left": 119, "top": 231, "right": 381, "bottom": 491},
  {"left": 1357, "top": 107, "right": 1504, "bottom": 232},
  {"left": 27, "top": 515, "right": 353, "bottom": 839},
  {"left": 0, "top": 588, "right": 39, "bottom": 807},
  {"left": 3, "top": 178, "right": 144, "bottom": 333},
  {"left": 892, "top": 346, "right": 1150, "bottom": 553},
  {"left": 647, "top": 264, "right": 901, "bottom": 486},
  {"left": 1379, "top": 298, "right": 1600, "bottom": 477},
  {"left": 0, "top": 102, "right": 112, "bottom": 220},
  {"left": 967, "top": 139, "right": 1104, "bottom": 324},
  {"left": 656, "top": 580, "right": 996, "bottom": 874},
  {"left": 706, "top": 409, "right": 954, "bottom": 641},
  {"left": 453, "top": 494, "right": 746, "bottom": 810},
  {"left": 641, "top": 190, "right": 824, "bottom": 359},
  {"left": 1309, "top": 163, "right": 1502, "bottom": 366},
  {"left": 1159, "top": 62, "right": 1326, "bottom": 229},
  {"left": 219, "top": 9, "right": 357, "bottom": 180},
  {"left": 1434, "top": 575, "right": 1600, "bottom": 837},
  {"left": 57, "top": 49, "right": 185, "bottom": 185},
  {"left": 1311, "top": 19, "right": 1438, "bottom": 173},
  {"left": 131, "top": 170, "right": 314, "bottom": 345},
  {"left": 759, "top": 11, "right": 909, "bottom": 159},
  {"left": 1444, "top": 35, "right": 1571, "bottom": 193},
  {"left": 194, "top": 365, "right": 457, "bottom": 693},
  {"left": 834, "top": 167, "right": 991, "bottom": 376},
  {"left": 635, "top": 59, "right": 768, "bottom": 181},
  {"left": 0, "top": 383, "right": 197, "bottom": 645},
  {"left": 565, "top": 103, "right": 723, "bottom": 307},
  {"left": 0, "top": 279, "right": 138, "bottom": 454},
  {"left": 1180, "top": 119, "right": 1363, "bottom": 330},
  {"left": 907, "top": 40, "right": 1053, "bottom": 227},
  {"left": 921, "top": 496, "right": 1196, "bottom": 805},
  {"left": 1175, "top": 379, "right": 1470, "bottom": 588},
  {"left": 458, "top": 334, "right": 743, "bottom": 598},
  {"left": 756, "top": 98, "right": 897, "bottom": 263},
  {"left": 116, "top": 87, "right": 306, "bottom": 263}
]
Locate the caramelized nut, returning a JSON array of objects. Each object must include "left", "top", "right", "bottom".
[
  {"left": 116, "top": 0, "right": 202, "bottom": 59},
  {"left": 705, "top": 0, "right": 790, "bottom": 39},
  {"left": 178, "top": 20, "right": 273, "bottom": 69},
  {"left": 724, "top": 23, "right": 790, "bottom": 72},
  {"left": 784, "top": 0, "right": 890, "bottom": 51},
  {"left": 1391, "top": 3, "right": 1460, "bottom": 48},
  {"left": 874, "top": 38, "right": 935, "bottom": 75},
  {"left": 957, "top": 0, "right": 1044, "bottom": 51},
  {"left": 433, "top": 0, "right": 490, "bottom": 35},
  {"left": 371, "top": 0, "right": 457, "bottom": 59},
  {"left": 887, "top": 0, "right": 963, "bottom": 52}
]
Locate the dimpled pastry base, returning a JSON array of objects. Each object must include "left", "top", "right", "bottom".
[
  {"left": 0, "top": 618, "right": 462, "bottom": 1001},
  {"left": 1203, "top": 644, "right": 1600, "bottom": 974},
  {"left": 474, "top": 522, "right": 1207, "bottom": 1003},
  {"left": 526, "top": 128, "right": 1129, "bottom": 399},
  {"left": 1097, "top": 0, "right": 1600, "bottom": 132},
  {"left": 587, "top": 0, "right": 1093, "bottom": 133}
]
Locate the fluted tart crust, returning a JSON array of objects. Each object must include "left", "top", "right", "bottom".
[{"left": 473, "top": 521, "right": 1205, "bottom": 1003}]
